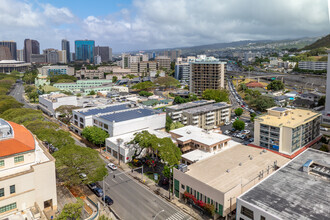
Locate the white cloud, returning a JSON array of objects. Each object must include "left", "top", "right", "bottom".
[{"left": 0, "top": 0, "right": 329, "bottom": 52}]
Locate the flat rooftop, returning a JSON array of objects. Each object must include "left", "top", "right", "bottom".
[
  {"left": 98, "top": 108, "right": 163, "bottom": 123},
  {"left": 75, "top": 102, "right": 131, "bottom": 116},
  {"left": 256, "top": 107, "right": 320, "bottom": 128},
  {"left": 183, "top": 102, "right": 231, "bottom": 114},
  {"left": 170, "top": 125, "right": 231, "bottom": 146},
  {"left": 166, "top": 100, "right": 215, "bottom": 111},
  {"left": 185, "top": 145, "right": 289, "bottom": 193},
  {"left": 239, "top": 149, "right": 330, "bottom": 219}
]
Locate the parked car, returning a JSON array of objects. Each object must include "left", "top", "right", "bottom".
[
  {"left": 243, "top": 141, "right": 250, "bottom": 145},
  {"left": 87, "top": 183, "right": 97, "bottom": 190},
  {"left": 93, "top": 187, "right": 104, "bottom": 197},
  {"left": 249, "top": 138, "right": 254, "bottom": 142},
  {"left": 320, "top": 127, "right": 328, "bottom": 131},
  {"left": 244, "top": 130, "right": 250, "bottom": 134},
  {"left": 225, "top": 121, "right": 231, "bottom": 126},
  {"left": 224, "top": 130, "right": 230, "bottom": 135},
  {"left": 107, "top": 163, "right": 117, "bottom": 170},
  {"left": 245, "top": 123, "right": 249, "bottom": 127},
  {"left": 102, "top": 195, "right": 114, "bottom": 205},
  {"left": 79, "top": 173, "right": 87, "bottom": 180}
]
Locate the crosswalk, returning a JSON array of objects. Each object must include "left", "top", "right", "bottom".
[{"left": 165, "top": 211, "right": 189, "bottom": 220}]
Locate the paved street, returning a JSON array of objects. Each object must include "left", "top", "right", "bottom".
[
  {"left": 99, "top": 167, "right": 192, "bottom": 220},
  {"left": 9, "top": 82, "right": 37, "bottom": 109}
]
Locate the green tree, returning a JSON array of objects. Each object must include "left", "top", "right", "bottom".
[
  {"left": 88, "top": 90, "right": 96, "bottom": 95},
  {"left": 132, "top": 81, "right": 154, "bottom": 90},
  {"left": 112, "top": 76, "right": 118, "bottom": 83},
  {"left": 53, "top": 144, "right": 108, "bottom": 185},
  {"left": 139, "top": 91, "right": 153, "bottom": 97},
  {"left": 98, "top": 215, "right": 111, "bottom": 220},
  {"left": 154, "top": 76, "right": 180, "bottom": 89},
  {"left": 202, "top": 89, "right": 229, "bottom": 103},
  {"left": 235, "top": 108, "right": 243, "bottom": 116},
  {"left": 37, "top": 129, "right": 75, "bottom": 150},
  {"left": 0, "top": 98, "right": 23, "bottom": 114},
  {"left": 56, "top": 198, "right": 83, "bottom": 220},
  {"left": 24, "top": 120, "right": 59, "bottom": 133},
  {"left": 233, "top": 120, "right": 245, "bottom": 131},
  {"left": 1, "top": 108, "right": 42, "bottom": 123},
  {"left": 165, "top": 116, "right": 173, "bottom": 132},
  {"left": 28, "top": 91, "right": 39, "bottom": 102},
  {"left": 250, "top": 112, "right": 257, "bottom": 122},
  {"left": 267, "top": 80, "right": 284, "bottom": 91},
  {"left": 251, "top": 95, "right": 275, "bottom": 112},
  {"left": 22, "top": 72, "right": 37, "bottom": 84},
  {"left": 82, "top": 126, "right": 109, "bottom": 146},
  {"left": 56, "top": 105, "right": 79, "bottom": 124},
  {"left": 162, "top": 165, "right": 172, "bottom": 178},
  {"left": 169, "top": 121, "right": 184, "bottom": 130},
  {"left": 318, "top": 96, "right": 326, "bottom": 106},
  {"left": 173, "top": 96, "right": 186, "bottom": 104}
]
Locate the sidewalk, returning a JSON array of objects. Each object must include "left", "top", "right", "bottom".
[{"left": 100, "top": 151, "right": 211, "bottom": 220}]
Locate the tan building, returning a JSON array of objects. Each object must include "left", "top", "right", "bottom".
[
  {"left": 76, "top": 67, "right": 104, "bottom": 79},
  {"left": 57, "top": 50, "right": 67, "bottom": 64},
  {"left": 0, "top": 119, "right": 57, "bottom": 218},
  {"left": 155, "top": 56, "right": 171, "bottom": 70},
  {"left": 130, "top": 61, "right": 159, "bottom": 74},
  {"left": 189, "top": 57, "right": 226, "bottom": 96},
  {"left": 173, "top": 144, "right": 289, "bottom": 219},
  {"left": 253, "top": 107, "right": 321, "bottom": 157}
]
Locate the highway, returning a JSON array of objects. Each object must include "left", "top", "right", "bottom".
[{"left": 100, "top": 167, "right": 192, "bottom": 220}]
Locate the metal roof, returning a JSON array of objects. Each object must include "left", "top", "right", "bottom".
[
  {"left": 98, "top": 108, "right": 161, "bottom": 123},
  {"left": 78, "top": 103, "right": 130, "bottom": 116}
]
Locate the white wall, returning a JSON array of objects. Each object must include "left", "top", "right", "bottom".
[{"left": 236, "top": 198, "right": 280, "bottom": 220}]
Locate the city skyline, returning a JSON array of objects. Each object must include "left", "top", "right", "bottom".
[{"left": 0, "top": 0, "right": 329, "bottom": 52}]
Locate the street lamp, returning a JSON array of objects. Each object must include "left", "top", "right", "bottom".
[
  {"left": 153, "top": 210, "right": 164, "bottom": 220},
  {"left": 116, "top": 138, "right": 123, "bottom": 165}
]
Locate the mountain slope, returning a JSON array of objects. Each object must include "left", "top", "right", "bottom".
[{"left": 302, "top": 34, "right": 330, "bottom": 50}]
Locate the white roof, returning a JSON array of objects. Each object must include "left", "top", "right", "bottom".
[
  {"left": 0, "top": 60, "right": 25, "bottom": 64},
  {"left": 170, "top": 125, "right": 231, "bottom": 146}
]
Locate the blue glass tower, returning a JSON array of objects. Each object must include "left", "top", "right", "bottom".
[{"left": 75, "top": 40, "right": 95, "bottom": 63}]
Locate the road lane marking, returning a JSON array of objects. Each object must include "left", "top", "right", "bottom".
[
  {"left": 165, "top": 211, "right": 187, "bottom": 220},
  {"left": 118, "top": 176, "right": 123, "bottom": 181}
]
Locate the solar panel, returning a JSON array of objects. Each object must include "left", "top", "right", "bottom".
[
  {"left": 271, "top": 107, "right": 287, "bottom": 112},
  {"left": 99, "top": 108, "right": 160, "bottom": 122},
  {"left": 80, "top": 104, "right": 130, "bottom": 116}
]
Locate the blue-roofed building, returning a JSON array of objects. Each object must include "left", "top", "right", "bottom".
[{"left": 71, "top": 102, "right": 165, "bottom": 136}]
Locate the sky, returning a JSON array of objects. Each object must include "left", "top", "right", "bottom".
[{"left": 0, "top": 0, "right": 329, "bottom": 53}]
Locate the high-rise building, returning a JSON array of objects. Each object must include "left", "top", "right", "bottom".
[
  {"left": 61, "top": 39, "right": 70, "bottom": 63},
  {"left": 43, "top": 49, "right": 59, "bottom": 64},
  {"left": 155, "top": 56, "right": 171, "bottom": 70},
  {"left": 24, "top": 39, "right": 40, "bottom": 62},
  {"left": 16, "top": 49, "right": 24, "bottom": 61},
  {"left": 0, "top": 46, "right": 12, "bottom": 61},
  {"left": 58, "top": 50, "right": 67, "bottom": 64},
  {"left": 75, "top": 40, "right": 95, "bottom": 63},
  {"left": 189, "top": 57, "right": 226, "bottom": 96},
  {"left": 30, "top": 54, "right": 46, "bottom": 63},
  {"left": 71, "top": 52, "right": 75, "bottom": 61},
  {"left": 0, "top": 41, "right": 17, "bottom": 60},
  {"left": 95, "top": 46, "right": 110, "bottom": 63}
]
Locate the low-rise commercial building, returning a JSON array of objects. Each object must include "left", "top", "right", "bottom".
[
  {"left": 0, "top": 119, "right": 57, "bottom": 219},
  {"left": 38, "top": 92, "right": 78, "bottom": 117},
  {"left": 0, "top": 60, "right": 31, "bottom": 73},
  {"left": 253, "top": 107, "right": 321, "bottom": 157},
  {"left": 34, "top": 74, "right": 50, "bottom": 88},
  {"left": 71, "top": 102, "right": 165, "bottom": 136},
  {"left": 298, "top": 61, "right": 327, "bottom": 71},
  {"left": 38, "top": 65, "right": 74, "bottom": 76},
  {"left": 236, "top": 148, "right": 330, "bottom": 220},
  {"left": 76, "top": 67, "right": 104, "bottom": 79},
  {"left": 173, "top": 143, "right": 289, "bottom": 219}
]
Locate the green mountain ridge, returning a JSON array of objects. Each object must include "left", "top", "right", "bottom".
[{"left": 302, "top": 34, "right": 330, "bottom": 50}]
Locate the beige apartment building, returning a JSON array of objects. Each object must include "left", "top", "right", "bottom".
[
  {"left": 253, "top": 107, "right": 321, "bottom": 157},
  {"left": 173, "top": 144, "right": 289, "bottom": 219},
  {"left": 155, "top": 56, "right": 171, "bottom": 70},
  {"left": 0, "top": 119, "right": 57, "bottom": 218},
  {"left": 130, "top": 61, "right": 159, "bottom": 74},
  {"left": 189, "top": 57, "right": 226, "bottom": 96}
]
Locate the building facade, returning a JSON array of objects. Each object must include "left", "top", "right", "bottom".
[
  {"left": 0, "top": 41, "right": 17, "bottom": 60},
  {"left": 155, "top": 56, "right": 171, "bottom": 70},
  {"left": 175, "top": 63, "right": 191, "bottom": 84},
  {"left": 38, "top": 65, "right": 74, "bottom": 76},
  {"left": 189, "top": 57, "right": 226, "bottom": 96},
  {"left": 298, "top": 61, "right": 327, "bottom": 71},
  {"left": 253, "top": 107, "right": 321, "bottom": 156},
  {"left": 30, "top": 54, "right": 46, "bottom": 64},
  {"left": 75, "top": 40, "right": 95, "bottom": 63},
  {"left": 53, "top": 79, "right": 112, "bottom": 92},
  {"left": 236, "top": 149, "right": 330, "bottom": 220},
  {"left": 61, "top": 39, "right": 71, "bottom": 63},
  {"left": 0, "top": 60, "right": 31, "bottom": 73},
  {"left": 0, "top": 119, "right": 57, "bottom": 218},
  {"left": 95, "top": 46, "right": 110, "bottom": 62},
  {"left": 24, "top": 39, "right": 40, "bottom": 63},
  {"left": 16, "top": 49, "right": 24, "bottom": 62},
  {"left": 57, "top": 50, "right": 67, "bottom": 64},
  {"left": 130, "top": 61, "right": 159, "bottom": 74},
  {"left": 38, "top": 93, "right": 78, "bottom": 117},
  {"left": 43, "top": 49, "right": 59, "bottom": 64}
]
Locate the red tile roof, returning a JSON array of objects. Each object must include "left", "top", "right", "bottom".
[
  {"left": 246, "top": 81, "right": 264, "bottom": 88},
  {"left": 0, "top": 121, "right": 35, "bottom": 157}
]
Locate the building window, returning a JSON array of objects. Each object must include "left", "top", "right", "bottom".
[
  {"left": 14, "top": 156, "right": 24, "bottom": 163},
  {"left": 0, "top": 160, "right": 4, "bottom": 167},
  {"left": 0, "top": 188, "right": 4, "bottom": 197},
  {"left": 104, "top": 124, "right": 108, "bottom": 129},
  {"left": 260, "top": 216, "right": 266, "bottom": 220},
  {"left": 0, "top": 203, "right": 17, "bottom": 214},
  {"left": 181, "top": 184, "right": 185, "bottom": 190},
  {"left": 10, "top": 185, "right": 15, "bottom": 194},
  {"left": 241, "top": 206, "right": 254, "bottom": 219}
]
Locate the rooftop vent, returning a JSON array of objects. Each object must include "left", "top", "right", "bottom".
[
  {"left": 239, "top": 163, "right": 242, "bottom": 166},
  {"left": 299, "top": 114, "right": 302, "bottom": 117},
  {"left": 226, "top": 169, "right": 230, "bottom": 173},
  {"left": 186, "top": 130, "right": 191, "bottom": 134}
]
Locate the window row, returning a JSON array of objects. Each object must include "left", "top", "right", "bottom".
[
  {"left": 0, "top": 185, "right": 16, "bottom": 198},
  {"left": 0, "top": 156, "right": 24, "bottom": 168}
]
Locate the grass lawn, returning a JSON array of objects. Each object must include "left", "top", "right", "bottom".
[{"left": 43, "top": 85, "right": 60, "bottom": 93}]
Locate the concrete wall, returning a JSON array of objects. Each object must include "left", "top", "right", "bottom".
[{"left": 236, "top": 198, "right": 280, "bottom": 220}]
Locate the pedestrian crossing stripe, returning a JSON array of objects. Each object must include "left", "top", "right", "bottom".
[{"left": 165, "top": 211, "right": 187, "bottom": 220}]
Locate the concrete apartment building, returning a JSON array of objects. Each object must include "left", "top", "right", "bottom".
[
  {"left": 76, "top": 67, "right": 105, "bottom": 79},
  {"left": 166, "top": 100, "right": 215, "bottom": 122},
  {"left": 253, "top": 107, "right": 321, "bottom": 157},
  {"left": 71, "top": 102, "right": 165, "bottom": 136},
  {"left": 0, "top": 119, "right": 57, "bottom": 219},
  {"left": 121, "top": 54, "right": 148, "bottom": 68},
  {"left": 130, "top": 61, "right": 159, "bottom": 74},
  {"left": 57, "top": 50, "right": 67, "bottom": 64},
  {"left": 16, "top": 49, "right": 24, "bottom": 62},
  {"left": 43, "top": 48, "right": 59, "bottom": 64},
  {"left": 298, "top": 61, "right": 327, "bottom": 71},
  {"left": 181, "top": 102, "right": 231, "bottom": 129},
  {"left": 38, "top": 65, "right": 74, "bottom": 76},
  {"left": 30, "top": 54, "right": 46, "bottom": 64},
  {"left": 155, "top": 56, "right": 171, "bottom": 70},
  {"left": 38, "top": 92, "right": 78, "bottom": 117},
  {"left": 106, "top": 129, "right": 172, "bottom": 163},
  {"left": 189, "top": 57, "right": 226, "bottom": 96},
  {"left": 172, "top": 137, "right": 289, "bottom": 219},
  {"left": 95, "top": 46, "right": 111, "bottom": 62},
  {"left": 322, "top": 50, "right": 330, "bottom": 126},
  {"left": 236, "top": 149, "right": 330, "bottom": 220}
]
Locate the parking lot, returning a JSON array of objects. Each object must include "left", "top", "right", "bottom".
[{"left": 220, "top": 117, "right": 254, "bottom": 145}]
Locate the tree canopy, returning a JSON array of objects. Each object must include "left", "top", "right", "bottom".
[
  {"left": 139, "top": 91, "right": 153, "bottom": 97},
  {"left": 202, "top": 89, "right": 229, "bottom": 103},
  {"left": 0, "top": 97, "right": 23, "bottom": 114},
  {"left": 233, "top": 120, "right": 245, "bottom": 131},
  {"left": 154, "top": 76, "right": 180, "bottom": 88},
  {"left": 56, "top": 198, "right": 83, "bottom": 220},
  {"left": 173, "top": 94, "right": 198, "bottom": 104},
  {"left": 131, "top": 81, "right": 154, "bottom": 90},
  {"left": 235, "top": 108, "right": 243, "bottom": 116},
  {"left": 56, "top": 105, "right": 79, "bottom": 124},
  {"left": 82, "top": 126, "right": 109, "bottom": 146},
  {"left": 267, "top": 80, "right": 284, "bottom": 91},
  {"left": 54, "top": 144, "right": 108, "bottom": 185},
  {"left": 169, "top": 121, "right": 184, "bottom": 131},
  {"left": 251, "top": 95, "right": 275, "bottom": 112},
  {"left": 1, "top": 108, "right": 43, "bottom": 124}
]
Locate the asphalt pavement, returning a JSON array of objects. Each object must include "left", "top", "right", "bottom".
[
  {"left": 98, "top": 167, "right": 192, "bottom": 220},
  {"left": 9, "top": 82, "right": 37, "bottom": 109}
]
